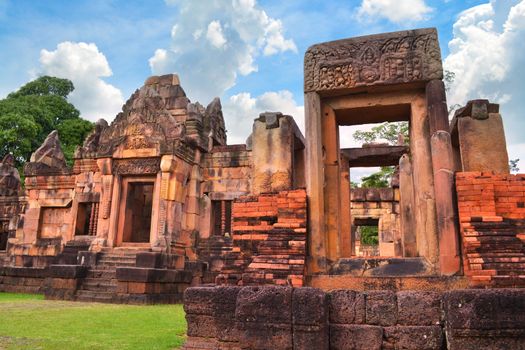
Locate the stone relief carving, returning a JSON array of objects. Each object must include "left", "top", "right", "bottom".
[
  {"left": 112, "top": 158, "right": 161, "bottom": 175},
  {"left": 304, "top": 28, "right": 443, "bottom": 92},
  {"left": 24, "top": 130, "right": 70, "bottom": 176}
]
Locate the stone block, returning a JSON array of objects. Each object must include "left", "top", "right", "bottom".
[
  {"left": 292, "top": 288, "right": 328, "bottom": 350},
  {"left": 328, "top": 289, "right": 365, "bottom": 324},
  {"left": 365, "top": 291, "right": 397, "bottom": 326},
  {"left": 383, "top": 326, "right": 444, "bottom": 350},
  {"left": 183, "top": 287, "right": 216, "bottom": 316},
  {"left": 135, "top": 252, "right": 161, "bottom": 268},
  {"left": 329, "top": 324, "right": 382, "bottom": 350},
  {"left": 235, "top": 286, "right": 292, "bottom": 324},
  {"left": 237, "top": 322, "right": 292, "bottom": 350},
  {"left": 397, "top": 291, "right": 441, "bottom": 326},
  {"left": 186, "top": 314, "right": 217, "bottom": 338}
]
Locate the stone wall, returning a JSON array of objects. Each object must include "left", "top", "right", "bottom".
[
  {"left": 215, "top": 189, "right": 307, "bottom": 287},
  {"left": 456, "top": 171, "right": 525, "bottom": 287},
  {"left": 183, "top": 286, "right": 525, "bottom": 350}
]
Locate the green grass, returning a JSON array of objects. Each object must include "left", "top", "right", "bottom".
[{"left": 0, "top": 293, "right": 187, "bottom": 350}]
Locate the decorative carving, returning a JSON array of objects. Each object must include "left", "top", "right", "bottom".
[
  {"left": 96, "top": 75, "right": 189, "bottom": 157},
  {"left": 74, "top": 119, "right": 109, "bottom": 159},
  {"left": 112, "top": 158, "right": 160, "bottom": 175},
  {"left": 304, "top": 28, "right": 443, "bottom": 92}
]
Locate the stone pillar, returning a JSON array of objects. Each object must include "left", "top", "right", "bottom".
[
  {"left": 251, "top": 112, "right": 294, "bottom": 195},
  {"left": 452, "top": 100, "right": 509, "bottom": 173},
  {"left": 305, "top": 92, "right": 327, "bottom": 272},
  {"left": 322, "top": 104, "right": 341, "bottom": 262},
  {"left": 339, "top": 156, "right": 351, "bottom": 258},
  {"left": 410, "top": 94, "right": 439, "bottom": 264},
  {"left": 426, "top": 79, "right": 461, "bottom": 275},
  {"left": 431, "top": 132, "right": 461, "bottom": 275},
  {"left": 399, "top": 154, "right": 417, "bottom": 257}
]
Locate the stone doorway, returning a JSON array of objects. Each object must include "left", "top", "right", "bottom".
[
  {"left": 117, "top": 178, "right": 155, "bottom": 245},
  {"left": 0, "top": 220, "right": 8, "bottom": 251}
]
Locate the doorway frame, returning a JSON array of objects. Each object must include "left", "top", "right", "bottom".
[{"left": 114, "top": 175, "right": 160, "bottom": 247}]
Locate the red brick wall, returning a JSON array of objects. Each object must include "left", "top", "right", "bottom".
[
  {"left": 456, "top": 172, "right": 525, "bottom": 287},
  {"left": 216, "top": 189, "right": 307, "bottom": 287}
]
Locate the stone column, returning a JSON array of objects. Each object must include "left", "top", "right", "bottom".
[
  {"left": 305, "top": 92, "right": 326, "bottom": 272},
  {"left": 322, "top": 103, "right": 341, "bottom": 262},
  {"left": 339, "top": 156, "right": 351, "bottom": 258},
  {"left": 399, "top": 154, "right": 417, "bottom": 257},
  {"left": 410, "top": 93, "right": 439, "bottom": 264},
  {"left": 426, "top": 80, "right": 461, "bottom": 275}
]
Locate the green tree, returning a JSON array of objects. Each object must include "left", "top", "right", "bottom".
[
  {"left": 353, "top": 122, "right": 408, "bottom": 188},
  {"left": 352, "top": 121, "right": 409, "bottom": 146},
  {"left": 360, "top": 167, "right": 395, "bottom": 188},
  {"left": 0, "top": 76, "right": 93, "bottom": 167},
  {"left": 360, "top": 226, "right": 379, "bottom": 245}
]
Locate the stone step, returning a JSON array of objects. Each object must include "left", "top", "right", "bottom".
[
  {"left": 81, "top": 277, "right": 117, "bottom": 289},
  {"left": 75, "top": 290, "right": 114, "bottom": 303},
  {"left": 96, "top": 261, "right": 135, "bottom": 267},
  {"left": 86, "top": 269, "right": 116, "bottom": 279}
]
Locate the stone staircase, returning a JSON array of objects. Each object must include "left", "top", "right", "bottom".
[{"left": 76, "top": 250, "right": 137, "bottom": 303}]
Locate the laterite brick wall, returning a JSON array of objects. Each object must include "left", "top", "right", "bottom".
[{"left": 455, "top": 172, "right": 525, "bottom": 287}]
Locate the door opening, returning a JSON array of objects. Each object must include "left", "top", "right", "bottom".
[{"left": 122, "top": 181, "right": 154, "bottom": 243}]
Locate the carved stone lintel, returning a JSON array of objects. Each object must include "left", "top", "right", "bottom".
[
  {"left": 112, "top": 158, "right": 160, "bottom": 175},
  {"left": 304, "top": 28, "right": 443, "bottom": 93}
]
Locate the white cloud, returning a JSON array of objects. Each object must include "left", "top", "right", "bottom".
[
  {"left": 357, "top": 0, "right": 433, "bottom": 23},
  {"left": 222, "top": 90, "right": 304, "bottom": 145},
  {"left": 39, "top": 41, "right": 124, "bottom": 122},
  {"left": 444, "top": 0, "right": 525, "bottom": 166},
  {"left": 206, "top": 20, "right": 227, "bottom": 48},
  {"left": 149, "top": 0, "right": 297, "bottom": 105}
]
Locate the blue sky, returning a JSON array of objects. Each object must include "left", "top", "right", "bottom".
[{"left": 1, "top": 0, "right": 524, "bottom": 177}]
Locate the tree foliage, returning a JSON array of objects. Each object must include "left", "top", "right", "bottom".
[
  {"left": 0, "top": 76, "right": 93, "bottom": 168},
  {"left": 352, "top": 122, "right": 408, "bottom": 188},
  {"left": 360, "top": 226, "right": 379, "bottom": 245},
  {"left": 352, "top": 121, "right": 409, "bottom": 146}
]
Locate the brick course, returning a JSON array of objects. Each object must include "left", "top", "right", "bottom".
[
  {"left": 216, "top": 189, "right": 307, "bottom": 287},
  {"left": 455, "top": 172, "right": 525, "bottom": 287}
]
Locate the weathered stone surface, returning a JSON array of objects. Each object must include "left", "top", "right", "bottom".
[
  {"left": 329, "top": 324, "right": 383, "bottom": 350},
  {"left": 443, "top": 289, "right": 525, "bottom": 350},
  {"left": 397, "top": 291, "right": 441, "bottom": 326},
  {"left": 292, "top": 288, "right": 329, "bottom": 350},
  {"left": 236, "top": 286, "right": 292, "bottom": 324},
  {"left": 383, "top": 326, "right": 444, "bottom": 350},
  {"left": 328, "top": 289, "right": 365, "bottom": 324},
  {"left": 74, "top": 119, "right": 108, "bottom": 159},
  {"left": 305, "top": 28, "right": 443, "bottom": 93},
  {"left": 25, "top": 130, "right": 69, "bottom": 175},
  {"left": 365, "top": 290, "right": 397, "bottom": 326},
  {"left": 0, "top": 154, "right": 20, "bottom": 196}
]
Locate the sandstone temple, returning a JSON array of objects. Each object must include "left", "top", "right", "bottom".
[{"left": 1, "top": 28, "right": 524, "bottom": 349}]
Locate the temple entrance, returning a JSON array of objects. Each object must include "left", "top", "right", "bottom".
[{"left": 117, "top": 178, "right": 155, "bottom": 245}]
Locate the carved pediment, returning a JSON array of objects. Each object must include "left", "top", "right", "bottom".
[{"left": 96, "top": 75, "right": 188, "bottom": 157}]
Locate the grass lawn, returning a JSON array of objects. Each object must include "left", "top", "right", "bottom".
[{"left": 0, "top": 293, "right": 187, "bottom": 350}]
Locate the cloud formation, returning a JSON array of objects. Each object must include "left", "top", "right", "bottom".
[
  {"left": 357, "top": 0, "right": 433, "bottom": 23},
  {"left": 222, "top": 90, "right": 304, "bottom": 145},
  {"left": 40, "top": 42, "right": 124, "bottom": 122},
  {"left": 149, "top": 0, "right": 297, "bottom": 105},
  {"left": 444, "top": 0, "right": 525, "bottom": 170}
]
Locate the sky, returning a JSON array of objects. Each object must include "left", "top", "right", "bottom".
[{"left": 1, "top": 0, "right": 524, "bottom": 180}]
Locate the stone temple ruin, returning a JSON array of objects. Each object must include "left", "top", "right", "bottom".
[{"left": 1, "top": 28, "right": 524, "bottom": 348}]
